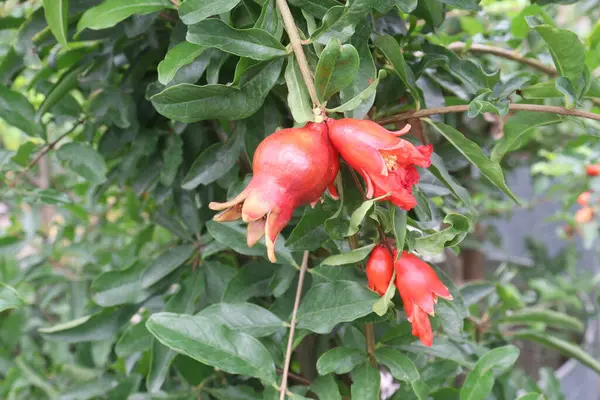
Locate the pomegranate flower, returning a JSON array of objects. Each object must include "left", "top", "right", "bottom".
[
  {"left": 326, "top": 118, "right": 432, "bottom": 210},
  {"left": 209, "top": 122, "right": 339, "bottom": 263},
  {"left": 366, "top": 244, "right": 394, "bottom": 296},
  {"left": 394, "top": 251, "right": 452, "bottom": 346}
]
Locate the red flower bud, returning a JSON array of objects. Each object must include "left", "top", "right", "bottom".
[
  {"left": 586, "top": 164, "right": 600, "bottom": 176},
  {"left": 575, "top": 207, "right": 594, "bottom": 224},
  {"left": 209, "top": 122, "right": 339, "bottom": 263},
  {"left": 366, "top": 245, "right": 394, "bottom": 296},
  {"left": 393, "top": 251, "right": 452, "bottom": 347},
  {"left": 326, "top": 118, "right": 432, "bottom": 210},
  {"left": 577, "top": 191, "right": 591, "bottom": 206}
]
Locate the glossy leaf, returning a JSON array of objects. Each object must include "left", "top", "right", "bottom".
[
  {"left": 158, "top": 42, "right": 206, "bottom": 85},
  {"left": 429, "top": 153, "right": 476, "bottom": 213},
  {"left": 351, "top": 363, "right": 381, "bottom": 399},
  {"left": 499, "top": 308, "right": 584, "bottom": 332},
  {"left": 321, "top": 243, "right": 376, "bottom": 266},
  {"left": 196, "top": 303, "right": 284, "bottom": 337},
  {"left": 425, "top": 120, "right": 518, "bottom": 202},
  {"left": 77, "top": 0, "right": 175, "bottom": 32},
  {"left": 179, "top": 0, "right": 242, "bottom": 25},
  {"left": 373, "top": 270, "right": 396, "bottom": 316},
  {"left": 297, "top": 280, "right": 379, "bottom": 333},
  {"left": 315, "top": 38, "right": 360, "bottom": 102},
  {"left": 285, "top": 55, "right": 313, "bottom": 124},
  {"left": 0, "top": 282, "right": 24, "bottom": 312},
  {"left": 222, "top": 262, "right": 279, "bottom": 302},
  {"left": 375, "top": 35, "right": 420, "bottom": 105},
  {"left": 182, "top": 132, "right": 242, "bottom": 189},
  {"left": 0, "top": 84, "right": 43, "bottom": 137},
  {"left": 329, "top": 70, "right": 385, "bottom": 114},
  {"left": 460, "top": 346, "right": 520, "bottom": 400},
  {"left": 115, "top": 322, "right": 153, "bottom": 357},
  {"left": 375, "top": 348, "right": 420, "bottom": 381},
  {"left": 414, "top": 213, "right": 471, "bottom": 256},
  {"left": 91, "top": 263, "right": 150, "bottom": 307},
  {"left": 491, "top": 112, "right": 562, "bottom": 163},
  {"left": 146, "top": 313, "right": 277, "bottom": 384},
  {"left": 316, "top": 347, "right": 366, "bottom": 375},
  {"left": 187, "top": 19, "right": 286, "bottom": 60},
  {"left": 151, "top": 57, "right": 283, "bottom": 122},
  {"left": 43, "top": 0, "right": 69, "bottom": 47},
  {"left": 141, "top": 244, "right": 196, "bottom": 288},
  {"left": 310, "top": 375, "right": 342, "bottom": 400}
]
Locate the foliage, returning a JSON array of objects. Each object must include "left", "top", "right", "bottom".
[{"left": 1, "top": 0, "right": 600, "bottom": 399}]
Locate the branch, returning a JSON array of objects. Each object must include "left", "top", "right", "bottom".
[
  {"left": 11, "top": 118, "right": 85, "bottom": 188},
  {"left": 276, "top": 0, "right": 321, "bottom": 110},
  {"left": 376, "top": 104, "right": 600, "bottom": 124},
  {"left": 446, "top": 42, "right": 558, "bottom": 76},
  {"left": 276, "top": 368, "right": 312, "bottom": 386},
  {"left": 279, "top": 250, "right": 310, "bottom": 400}
]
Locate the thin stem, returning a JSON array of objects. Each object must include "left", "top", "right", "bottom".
[
  {"left": 10, "top": 118, "right": 85, "bottom": 188},
  {"left": 276, "top": 0, "right": 321, "bottom": 108},
  {"left": 279, "top": 250, "right": 310, "bottom": 400},
  {"left": 446, "top": 42, "right": 557, "bottom": 76},
  {"left": 376, "top": 103, "right": 600, "bottom": 124},
  {"left": 364, "top": 323, "right": 377, "bottom": 365},
  {"left": 276, "top": 368, "right": 313, "bottom": 386}
]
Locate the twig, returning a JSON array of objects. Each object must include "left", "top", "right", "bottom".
[
  {"left": 276, "top": 368, "right": 313, "bottom": 386},
  {"left": 446, "top": 42, "right": 557, "bottom": 76},
  {"left": 376, "top": 103, "right": 600, "bottom": 124},
  {"left": 10, "top": 118, "right": 85, "bottom": 188},
  {"left": 276, "top": 0, "right": 321, "bottom": 109},
  {"left": 279, "top": 250, "right": 310, "bottom": 400},
  {"left": 364, "top": 323, "right": 377, "bottom": 365}
]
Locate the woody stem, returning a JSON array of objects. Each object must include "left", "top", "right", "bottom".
[{"left": 275, "top": 0, "right": 321, "bottom": 109}]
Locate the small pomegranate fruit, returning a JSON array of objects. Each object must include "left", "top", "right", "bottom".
[
  {"left": 394, "top": 250, "right": 452, "bottom": 347},
  {"left": 577, "top": 191, "right": 591, "bottom": 206},
  {"left": 209, "top": 122, "right": 339, "bottom": 262},
  {"left": 326, "top": 118, "right": 432, "bottom": 210},
  {"left": 586, "top": 164, "right": 600, "bottom": 176},
  {"left": 575, "top": 207, "right": 594, "bottom": 224},
  {"left": 366, "top": 245, "right": 394, "bottom": 296}
]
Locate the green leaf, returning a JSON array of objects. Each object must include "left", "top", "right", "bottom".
[
  {"left": 0, "top": 282, "right": 25, "bottom": 312},
  {"left": 316, "top": 347, "right": 366, "bottom": 375},
  {"left": 372, "top": 270, "right": 396, "bottom": 316},
  {"left": 499, "top": 308, "right": 584, "bottom": 332},
  {"left": 0, "top": 84, "right": 43, "bottom": 137},
  {"left": 91, "top": 263, "right": 150, "bottom": 307},
  {"left": 16, "top": 357, "right": 59, "bottom": 400},
  {"left": 329, "top": 70, "right": 385, "bottom": 114},
  {"left": 151, "top": 57, "right": 283, "bottom": 122},
  {"left": 425, "top": 120, "right": 518, "bottom": 202},
  {"left": 351, "top": 363, "right": 381, "bottom": 399},
  {"left": 116, "top": 322, "right": 153, "bottom": 357},
  {"left": 196, "top": 303, "right": 283, "bottom": 337},
  {"left": 532, "top": 24, "right": 586, "bottom": 89},
  {"left": 207, "top": 386, "right": 262, "bottom": 400},
  {"left": 77, "top": 0, "right": 175, "bottom": 32},
  {"left": 375, "top": 35, "right": 420, "bottom": 106},
  {"left": 43, "top": 0, "right": 69, "bottom": 47},
  {"left": 36, "top": 64, "right": 86, "bottom": 121},
  {"left": 288, "top": 0, "right": 340, "bottom": 17},
  {"left": 56, "top": 143, "right": 107, "bottom": 185},
  {"left": 338, "top": 19, "right": 376, "bottom": 119},
  {"left": 161, "top": 134, "right": 184, "bottom": 186},
  {"left": 179, "top": 0, "right": 242, "bottom": 25},
  {"left": 437, "top": 0, "right": 480, "bottom": 10},
  {"left": 182, "top": 131, "right": 243, "bottom": 189},
  {"left": 347, "top": 199, "right": 377, "bottom": 237},
  {"left": 39, "top": 306, "right": 137, "bottom": 343},
  {"left": 141, "top": 244, "right": 196, "bottom": 288},
  {"left": 375, "top": 348, "right": 420, "bottom": 382},
  {"left": 496, "top": 283, "right": 525, "bottom": 309},
  {"left": 297, "top": 280, "right": 379, "bottom": 334},
  {"left": 491, "top": 111, "right": 562, "bottom": 163},
  {"left": 285, "top": 55, "right": 313, "bottom": 124},
  {"left": 158, "top": 42, "right": 206, "bottom": 85},
  {"left": 321, "top": 243, "right": 376, "bottom": 266},
  {"left": 414, "top": 213, "right": 471, "bottom": 256},
  {"left": 315, "top": 39, "right": 360, "bottom": 102},
  {"left": 286, "top": 202, "right": 334, "bottom": 252},
  {"left": 187, "top": 19, "right": 286, "bottom": 60},
  {"left": 512, "top": 331, "right": 600, "bottom": 375},
  {"left": 146, "top": 313, "right": 277, "bottom": 384},
  {"left": 390, "top": 206, "right": 407, "bottom": 254},
  {"left": 222, "top": 262, "right": 279, "bottom": 302},
  {"left": 429, "top": 153, "right": 476, "bottom": 213},
  {"left": 147, "top": 271, "right": 204, "bottom": 392},
  {"left": 310, "top": 375, "right": 342, "bottom": 400},
  {"left": 59, "top": 377, "right": 119, "bottom": 400},
  {"left": 460, "top": 346, "right": 520, "bottom": 400}
]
